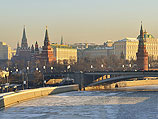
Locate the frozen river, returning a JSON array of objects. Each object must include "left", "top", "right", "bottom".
[{"left": 0, "top": 89, "right": 158, "bottom": 119}]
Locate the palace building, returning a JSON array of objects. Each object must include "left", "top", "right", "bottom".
[
  {"left": 113, "top": 29, "right": 158, "bottom": 61},
  {"left": 51, "top": 37, "right": 77, "bottom": 64}
]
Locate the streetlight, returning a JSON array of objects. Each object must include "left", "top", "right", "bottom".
[
  {"left": 43, "top": 66, "right": 46, "bottom": 70},
  {"left": 26, "top": 66, "right": 29, "bottom": 89},
  {"left": 36, "top": 67, "right": 38, "bottom": 71},
  {"left": 16, "top": 69, "right": 18, "bottom": 72},
  {"left": 101, "top": 64, "right": 104, "bottom": 71},
  {"left": 101, "top": 64, "right": 103, "bottom": 68},
  {"left": 43, "top": 66, "right": 46, "bottom": 87},
  {"left": 90, "top": 65, "right": 93, "bottom": 69},
  {"left": 26, "top": 67, "right": 29, "bottom": 70},
  {"left": 6, "top": 67, "right": 9, "bottom": 92},
  {"left": 50, "top": 67, "right": 53, "bottom": 72},
  {"left": 6, "top": 67, "right": 9, "bottom": 71},
  {"left": 67, "top": 65, "right": 70, "bottom": 72}
]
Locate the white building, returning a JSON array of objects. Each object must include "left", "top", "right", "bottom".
[{"left": 113, "top": 32, "right": 158, "bottom": 61}]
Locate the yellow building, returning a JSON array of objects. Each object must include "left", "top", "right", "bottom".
[
  {"left": 51, "top": 44, "right": 77, "bottom": 64},
  {"left": 144, "top": 31, "right": 158, "bottom": 60},
  {"left": 114, "top": 32, "right": 158, "bottom": 61},
  {"left": 0, "top": 42, "right": 14, "bottom": 60}
]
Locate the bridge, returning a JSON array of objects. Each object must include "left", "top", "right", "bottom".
[{"left": 44, "top": 71, "right": 158, "bottom": 89}]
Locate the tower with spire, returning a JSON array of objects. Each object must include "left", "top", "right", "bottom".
[
  {"left": 35, "top": 41, "right": 39, "bottom": 53},
  {"left": 61, "top": 36, "right": 64, "bottom": 45},
  {"left": 21, "top": 26, "right": 28, "bottom": 49},
  {"left": 40, "top": 26, "right": 56, "bottom": 64},
  {"left": 12, "top": 26, "right": 31, "bottom": 63},
  {"left": 136, "top": 22, "right": 148, "bottom": 70}
]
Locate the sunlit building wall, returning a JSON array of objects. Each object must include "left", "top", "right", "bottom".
[
  {"left": 114, "top": 32, "right": 158, "bottom": 61},
  {"left": 0, "top": 42, "right": 14, "bottom": 60},
  {"left": 114, "top": 38, "right": 138, "bottom": 60},
  {"left": 78, "top": 47, "right": 114, "bottom": 59},
  {"left": 51, "top": 44, "right": 77, "bottom": 64}
]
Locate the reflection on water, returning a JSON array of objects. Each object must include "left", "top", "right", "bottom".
[{"left": 0, "top": 91, "right": 158, "bottom": 119}]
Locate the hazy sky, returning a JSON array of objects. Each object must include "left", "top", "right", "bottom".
[{"left": 1, "top": 0, "right": 158, "bottom": 48}]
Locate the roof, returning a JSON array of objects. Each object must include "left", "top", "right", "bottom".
[
  {"left": 116, "top": 37, "right": 138, "bottom": 42},
  {"left": 51, "top": 43, "right": 76, "bottom": 49},
  {"left": 137, "top": 32, "right": 154, "bottom": 39}
]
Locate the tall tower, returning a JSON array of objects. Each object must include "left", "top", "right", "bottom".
[
  {"left": 40, "top": 26, "right": 56, "bottom": 64},
  {"left": 35, "top": 41, "right": 39, "bottom": 54},
  {"left": 21, "top": 26, "right": 28, "bottom": 48},
  {"left": 61, "top": 36, "right": 64, "bottom": 45},
  {"left": 136, "top": 22, "right": 148, "bottom": 71}
]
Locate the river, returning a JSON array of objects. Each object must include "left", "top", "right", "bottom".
[{"left": 0, "top": 90, "right": 158, "bottom": 119}]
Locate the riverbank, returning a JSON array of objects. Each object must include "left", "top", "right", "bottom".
[
  {"left": 113, "top": 85, "right": 158, "bottom": 91},
  {"left": 85, "top": 79, "right": 158, "bottom": 91},
  {"left": 0, "top": 84, "right": 79, "bottom": 109}
]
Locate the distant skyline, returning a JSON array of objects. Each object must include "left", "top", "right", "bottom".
[{"left": 1, "top": 0, "right": 158, "bottom": 48}]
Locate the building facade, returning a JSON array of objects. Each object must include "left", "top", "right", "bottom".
[
  {"left": 78, "top": 47, "right": 114, "bottom": 59},
  {"left": 51, "top": 43, "right": 77, "bottom": 64},
  {"left": 0, "top": 42, "right": 13, "bottom": 60},
  {"left": 114, "top": 30, "right": 158, "bottom": 61},
  {"left": 114, "top": 38, "right": 138, "bottom": 60}
]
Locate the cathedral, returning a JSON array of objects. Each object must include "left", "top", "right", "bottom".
[{"left": 12, "top": 26, "right": 56, "bottom": 67}]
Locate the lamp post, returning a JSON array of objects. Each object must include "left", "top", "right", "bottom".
[
  {"left": 90, "top": 65, "right": 93, "bottom": 71},
  {"left": 16, "top": 68, "right": 18, "bottom": 72},
  {"left": 50, "top": 67, "right": 53, "bottom": 72},
  {"left": 36, "top": 67, "right": 38, "bottom": 71},
  {"left": 122, "top": 65, "right": 125, "bottom": 71},
  {"left": 26, "top": 67, "right": 29, "bottom": 89},
  {"left": 43, "top": 66, "right": 46, "bottom": 87},
  {"left": 22, "top": 72, "right": 25, "bottom": 90},
  {"left": 129, "top": 64, "right": 132, "bottom": 71},
  {"left": 101, "top": 64, "right": 103, "bottom": 71},
  {"left": 6, "top": 67, "right": 9, "bottom": 92},
  {"left": 67, "top": 65, "right": 70, "bottom": 72}
]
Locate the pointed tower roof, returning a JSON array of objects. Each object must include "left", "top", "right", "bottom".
[
  {"left": 61, "top": 36, "right": 64, "bottom": 45},
  {"left": 31, "top": 44, "right": 34, "bottom": 53},
  {"left": 44, "top": 26, "right": 50, "bottom": 46},
  {"left": 140, "top": 21, "right": 144, "bottom": 39},
  {"left": 21, "top": 26, "right": 28, "bottom": 48},
  {"left": 35, "top": 41, "right": 39, "bottom": 51}
]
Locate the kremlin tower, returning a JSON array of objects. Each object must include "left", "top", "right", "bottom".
[
  {"left": 40, "top": 27, "right": 56, "bottom": 64},
  {"left": 136, "top": 22, "right": 148, "bottom": 71},
  {"left": 12, "top": 26, "right": 31, "bottom": 64}
]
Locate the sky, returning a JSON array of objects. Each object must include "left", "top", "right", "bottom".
[{"left": 1, "top": 0, "right": 158, "bottom": 48}]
